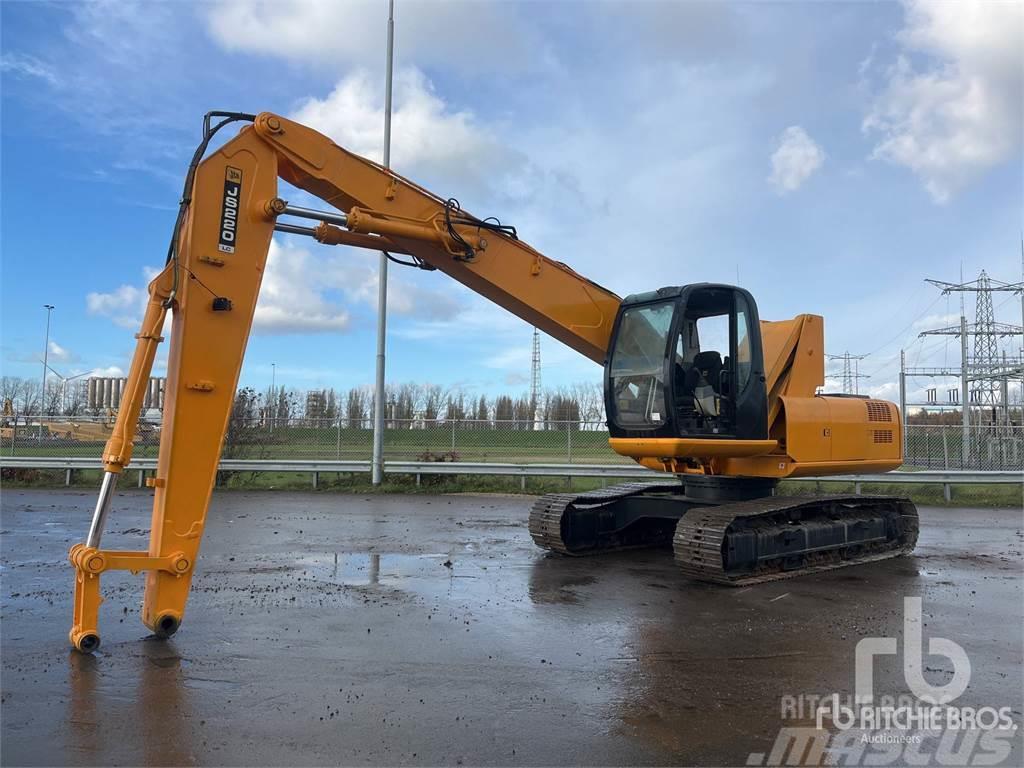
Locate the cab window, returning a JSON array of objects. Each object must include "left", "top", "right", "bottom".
[
  {"left": 608, "top": 302, "right": 674, "bottom": 428},
  {"left": 735, "top": 294, "right": 752, "bottom": 392}
]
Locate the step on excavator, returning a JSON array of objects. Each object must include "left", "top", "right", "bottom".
[{"left": 68, "top": 112, "right": 918, "bottom": 652}]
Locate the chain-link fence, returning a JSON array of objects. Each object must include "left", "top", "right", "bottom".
[
  {"left": 0, "top": 417, "right": 632, "bottom": 464},
  {"left": 903, "top": 424, "right": 1024, "bottom": 471},
  {"left": 3, "top": 417, "right": 1021, "bottom": 471}
]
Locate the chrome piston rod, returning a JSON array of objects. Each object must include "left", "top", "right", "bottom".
[
  {"left": 282, "top": 204, "right": 348, "bottom": 227},
  {"left": 86, "top": 471, "right": 118, "bottom": 548},
  {"left": 274, "top": 222, "right": 317, "bottom": 237}
]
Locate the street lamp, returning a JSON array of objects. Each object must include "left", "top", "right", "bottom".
[{"left": 39, "top": 304, "right": 54, "bottom": 439}]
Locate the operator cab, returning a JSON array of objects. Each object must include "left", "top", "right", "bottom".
[{"left": 604, "top": 284, "right": 768, "bottom": 441}]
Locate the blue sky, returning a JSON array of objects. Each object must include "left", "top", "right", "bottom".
[{"left": 2, "top": 0, "right": 1021, "bottom": 406}]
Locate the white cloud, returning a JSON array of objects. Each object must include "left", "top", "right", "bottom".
[
  {"left": 866, "top": 381, "right": 899, "bottom": 401},
  {"left": 204, "top": 0, "right": 547, "bottom": 75},
  {"left": 86, "top": 282, "right": 148, "bottom": 329},
  {"left": 48, "top": 341, "right": 71, "bottom": 362},
  {"left": 259, "top": 237, "right": 465, "bottom": 333},
  {"left": 89, "top": 365, "right": 125, "bottom": 378},
  {"left": 85, "top": 238, "right": 464, "bottom": 337},
  {"left": 768, "top": 126, "right": 825, "bottom": 194},
  {"left": 255, "top": 240, "right": 351, "bottom": 334},
  {"left": 291, "top": 68, "right": 523, "bottom": 197},
  {"left": 862, "top": 0, "right": 1023, "bottom": 203},
  {"left": 84, "top": 252, "right": 347, "bottom": 336},
  {"left": 0, "top": 53, "right": 60, "bottom": 85},
  {"left": 913, "top": 312, "right": 959, "bottom": 330}
]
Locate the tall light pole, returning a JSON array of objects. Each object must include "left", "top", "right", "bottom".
[
  {"left": 371, "top": 0, "right": 395, "bottom": 485},
  {"left": 39, "top": 304, "right": 54, "bottom": 438}
]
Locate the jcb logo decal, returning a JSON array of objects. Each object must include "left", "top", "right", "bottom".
[{"left": 218, "top": 166, "right": 242, "bottom": 254}]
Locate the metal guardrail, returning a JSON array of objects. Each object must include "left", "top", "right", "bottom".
[
  {"left": 6, "top": 417, "right": 1022, "bottom": 472},
  {"left": 3, "top": 456, "right": 1020, "bottom": 499}
]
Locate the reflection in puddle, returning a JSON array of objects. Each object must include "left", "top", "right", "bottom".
[
  {"left": 527, "top": 555, "right": 599, "bottom": 604},
  {"left": 66, "top": 644, "right": 197, "bottom": 766},
  {"left": 298, "top": 552, "right": 449, "bottom": 587}
]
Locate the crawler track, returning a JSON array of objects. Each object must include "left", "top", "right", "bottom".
[
  {"left": 528, "top": 481, "right": 682, "bottom": 555},
  {"left": 673, "top": 495, "right": 919, "bottom": 586},
  {"left": 529, "top": 483, "right": 919, "bottom": 585}
]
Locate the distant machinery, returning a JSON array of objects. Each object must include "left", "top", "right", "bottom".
[{"left": 87, "top": 376, "right": 166, "bottom": 411}]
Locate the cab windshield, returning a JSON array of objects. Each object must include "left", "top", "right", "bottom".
[{"left": 608, "top": 302, "right": 674, "bottom": 428}]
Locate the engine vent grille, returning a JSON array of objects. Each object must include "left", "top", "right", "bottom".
[
  {"left": 873, "top": 429, "right": 894, "bottom": 444},
  {"left": 866, "top": 401, "right": 893, "bottom": 422}
]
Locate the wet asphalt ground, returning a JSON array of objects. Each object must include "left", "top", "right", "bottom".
[{"left": 1, "top": 488, "right": 1022, "bottom": 767}]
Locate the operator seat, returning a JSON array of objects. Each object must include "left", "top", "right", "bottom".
[
  {"left": 692, "top": 351, "right": 723, "bottom": 393},
  {"left": 684, "top": 350, "right": 723, "bottom": 419}
]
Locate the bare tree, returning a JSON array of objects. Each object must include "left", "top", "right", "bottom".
[
  {"left": 512, "top": 394, "right": 534, "bottom": 430},
  {"left": 65, "top": 380, "right": 87, "bottom": 416},
  {"left": 444, "top": 391, "right": 466, "bottom": 421},
  {"left": 345, "top": 387, "right": 366, "bottom": 428},
  {"left": 16, "top": 378, "right": 41, "bottom": 417},
  {"left": 494, "top": 394, "right": 513, "bottom": 423},
  {"left": 422, "top": 384, "right": 443, "bottom": 422},
  {"left": 0, "top": 377, "right": 21, "bottom": 415},
  {"left": 571, "top": 381, "right": 605, "bottom": 427},
  {"left": 324, "top": 388, "right": 338, "bottom": 420},
  {"left": 394, "top": 383, "right": 418, "bottom": 426},
  {"left": 224, "top": 387, "right": 261, "bottom": 456},
  {"left": 474, "top": 394, "right": 489, "bottom": 426},
  {"left": 544, "top": 389, "right": 581, "bottom": 430},
  {"left": 44, "top": 380, "right": 62, "bottom": 417},
  {"left": 220, "top": 387, "right": 264, "bottom": 483}
]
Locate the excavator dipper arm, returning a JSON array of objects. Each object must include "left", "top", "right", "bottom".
[{"left": 69, "top": 112, "right": 622, "bottom": 652}]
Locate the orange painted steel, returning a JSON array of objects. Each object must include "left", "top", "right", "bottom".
[{"left": 69, "top": 113, "right": 904, "bottom": 650}]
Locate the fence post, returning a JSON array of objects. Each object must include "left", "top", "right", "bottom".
[
  {"left": 138, "top": 469, "right": 144, "bottom": 488},
  {"left": 941, "top": 428, "right": 949, "bottom": 470},
  {"left": 567, "top": 422, "right": 572, "bottom": 463},
  {"left": 313, "top": 471, "right": 319, "bottom": 490},
  {"left": 336, "top": 417, "right": 342, "bottom": 459},
  {"left": 65, "top": 468, "right": 72, "bottom": 486},
  {"left": 451, "top": 419, "right": 456, "bottom": 454},
  {"left": 943, "top": 483, "right": 951, "bottom": 503}
]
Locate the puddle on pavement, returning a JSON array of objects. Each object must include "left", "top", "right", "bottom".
[{"left": 296, "top": 552, "right": 449, "bottom": 586}]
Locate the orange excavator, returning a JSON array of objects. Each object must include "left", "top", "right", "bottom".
[{"left": 69, "top": 112, "right": 918, "bottom": 652}]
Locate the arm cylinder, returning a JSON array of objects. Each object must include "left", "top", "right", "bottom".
[{"left": 101, "top": 267, "right": 172, "bottom": 472}]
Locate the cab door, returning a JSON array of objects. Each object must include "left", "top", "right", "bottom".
[{"left": 668, "top": 285, "right": 768, "bottom": 441}]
